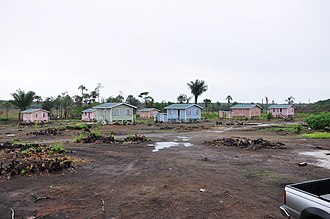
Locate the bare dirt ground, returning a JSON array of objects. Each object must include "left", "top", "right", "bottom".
[{"left": 0, "top": 121, "right": 329, "bottom": 219}]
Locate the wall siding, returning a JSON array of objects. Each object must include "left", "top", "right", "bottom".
[
  {"left": 166, "top": 106, "right": 201, "bottom": 121},
  {"left": 22, "top": 110, "right": 49, "bottom": 123}
]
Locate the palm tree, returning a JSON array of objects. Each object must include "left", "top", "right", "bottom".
[
  {"left": 78, "top": 85, "right": 88, "bottom": 103},
  {"left": 225, "top": 95, "right": 233, "bottom": 104},
  {"left": 10, "top": 89, "right": 36, "bottom": 120},
  {"left": 286, "top": 96, "right": 295, "bottom": 105},
  {"left": 61, "top": 93, "right": 74, "bottom": 119},
  {"left": 203, "top": 98, "right": 212, "bottom": 112},
  {"left": 187, "top": 79, "right": 208, "bottom": 104},
  {"left": 34, "top": 95, "right": 42, "bottom": 107}
]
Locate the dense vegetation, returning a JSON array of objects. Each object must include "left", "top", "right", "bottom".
[{"left": 305, "top": 112, "right": 330, "bottom": 130}]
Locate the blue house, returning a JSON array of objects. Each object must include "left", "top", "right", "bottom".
[{"left": 159, "top": 104, "right": 202, "bottom": 123}]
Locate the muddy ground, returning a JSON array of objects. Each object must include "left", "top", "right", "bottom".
[{"left": 0, "top": 121, "right": 329, "bottom": 219}]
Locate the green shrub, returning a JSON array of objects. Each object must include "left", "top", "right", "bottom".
[
  {"left": 50, "top": 143, "right": 66, "bottom": 154},
  {"left": 302, "top": 132, "right": 330, "bottom": 139},
  {"left": 74, "top": 133, "right": 88, "bottom": 142},
  {"left": 202, "top": 112, "right": 219, "bottom": 120},
  {"left": 305, "top": 112, "right": 330, "bottom": 130},
  {"left": 91, "top": 128, "right": 102, "bottom": 137},
  {"left": 266, "top": 112, "right": 272, "bottom": 121},
  {"left": 292, "top": 124, "right": 303, "bottom": 134}
]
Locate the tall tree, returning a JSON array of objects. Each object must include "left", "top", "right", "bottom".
[
  {"left": 138, "top": 92, "right": 150, "bottom": 107},
  {"left": 225, "top": 95, "right": 233, "bottom": 104},
  {"left": 95, "top": 83, "right": 104, "bottom": 103},
  {"left": 34, "top": 95, "right": 42, "bottom": 107},
  {"left": 78, "top": 85, "right": 88, "bottom": 103},
  {"left": 42, "top": 97, "right": 55, "bottom": 112},
  {"left": 10, "top": 89, "right": 36, "bottom": 120},
  {"left": 203, "top": 98, "right": 212, "bottom": 112},
  {"left": 177, "top": 94, "right": 188, "bottom": 104},
  {"left": 187, "top": 79, "right": 208, "bottom": 104},
  {"left": 286, "top": 96, "right": 295, "bottom": 105},
  {"left": 61, "top": 93, "right": 74, "bottom": 119},
  {"left": 126, "top": 95, "right": 140, "bottom": 106}
]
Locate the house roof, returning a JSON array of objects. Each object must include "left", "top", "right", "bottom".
[
  {"left": 21, "top": 108, "right": 49, "bottom": 114},
  {"left": 230, "top": 104, "right": 262, "bottom": 109},
  {"left": 93, "top": 102, "right": 137, "bottom": 109},
  {"left": 268, "top": 104, "right": 294, "bottom": 109},
  {"left": 164, "top": 104, "right": 203, "bottom": 110},
  {"left": 139, "top": 108, "right": 159, "bottom": 112},
  {"left": 82, "top": 108, "right": 97, "bottom": 113}
]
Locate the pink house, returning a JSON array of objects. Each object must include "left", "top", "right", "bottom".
[
  {"left": 82, "top": 108, "right": 97, "bottom": 122},
  {"left": 230, "top": 104, "right": 262, "bottom": 118},
  {"left": 21, "top": 109, "right": 50, "bottom": 123},
  {"left": 139, "top": 108, "right": 160, "bottom": 119},
  {"left": 268, "top": 104, "right": 295, "bottom": 118},
  {"left": 219, "top": 110, "right": 232, "bottom": 119}
]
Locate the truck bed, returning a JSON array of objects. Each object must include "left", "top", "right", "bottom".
[{"left": 289, "top": 178, "right": 330, "bottom": 202}]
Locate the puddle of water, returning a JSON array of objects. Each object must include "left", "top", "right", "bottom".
[
  {"left": 300, "top": 150, "right": 330, "bottom": 170},
  {"left": 176, "top": 136, "right": 191, "bottom": 141},
  {"left": 149, "top": 141, "right": 193, "bottom": 152}
]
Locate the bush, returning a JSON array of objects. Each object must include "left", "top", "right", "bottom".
[
  {"left": 292, "top": 124, "right": 303, "bottom": 134},
  {"left": 266, "top": 112, "right": 272, "bottom": 121},
  {"left": 50, "top": 143, "right": 67, "bottom": 154},
  {"left": 305, "top": 112, "right": 330, "bottom": 130},
  {"left": 202, "top": 112, "right": 219, "bottom": 120}
]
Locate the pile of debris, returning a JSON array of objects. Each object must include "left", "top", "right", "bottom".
[
  {"left": 4, "top": 157, "right": 72, "bottom": 177},
  {"left": 26, "top": 127, "right": 60, "bottom": 136},
  {"left": 0, "top": 142, "right": 74, "bottom": 178},
  {"left": 123, "top": 134, "right": 151, "bottom": 144},
  {"left": 76, "top": 133, "right": 150, "bottom": 144},
  {"left": 204, "top": 137, "right": 286, "bottom": 150}
]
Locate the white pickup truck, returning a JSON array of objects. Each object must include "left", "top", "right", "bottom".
[{"left": 280, "top": 178, "right": 330, "bottom": 219}]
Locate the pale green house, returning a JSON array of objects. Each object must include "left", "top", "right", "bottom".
[{"left": 93, "top": 103, "right": 137, "bottom": 124}]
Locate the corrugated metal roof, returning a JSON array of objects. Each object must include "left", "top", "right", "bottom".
[
  {"left": 93, "top": 102, "right": 137, "bottom": 109},
  {"left": 139, "top": 108, "right": 159, "bottom": 112},
  {"left": 82, "top": 108, "right": 97, "bottom": 113},
  {"left": 21, "top": 108, "right": 49, "bottom": 113},
  {"left": 164, "top": 104, "right": 203, "bottom": 109},
  {"left": 268, "top": 104, "right": 293, "bottom": 109},
  {"left": 230, "top": 104, "right": 262, "bottom": 109}
]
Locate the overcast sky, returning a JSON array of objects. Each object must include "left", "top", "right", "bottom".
[{"left": 0, "top": 1, "right": 329, "bottom": 104}]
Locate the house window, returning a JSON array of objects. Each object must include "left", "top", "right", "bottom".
[
  {"left": 187, "top": 109, "right": 191, "bottom": 115},
  {"left": 273, "top": 109, "right": 275, "bottom": 112},
  {"left": 35, "top": 113, "right": 38, "bottom": 117},
  {"left": 42, "top": 113, "right": 45, "bottom": 117},
  {"left": 125, "top": 108, "right": 130, "bottom": 116},
  {"left": 114, "top": 109, "right": 120, "bottom": 116},
  {"left": 280, "top": 109, "right": 282, "bottom": 113},
  {"left": 169, "top": 109, "right": 173, "bottom": 115},
  {"left": 196, "top": 109, "right": 199, "bottom": 115}
]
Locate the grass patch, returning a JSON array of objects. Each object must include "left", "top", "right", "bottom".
[
  {"left": 302, "top": 132, "right": 330, "bottom": 139},
  {"left": 268, "top": 124, "right": 306, "bottom": 133},
  {"left": 246, "top": 170, "right": 275, "bottom": 180}
]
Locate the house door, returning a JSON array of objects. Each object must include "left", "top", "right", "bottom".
[{"left": 178, "top": 110, "right": 180, "bottom": 119}]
